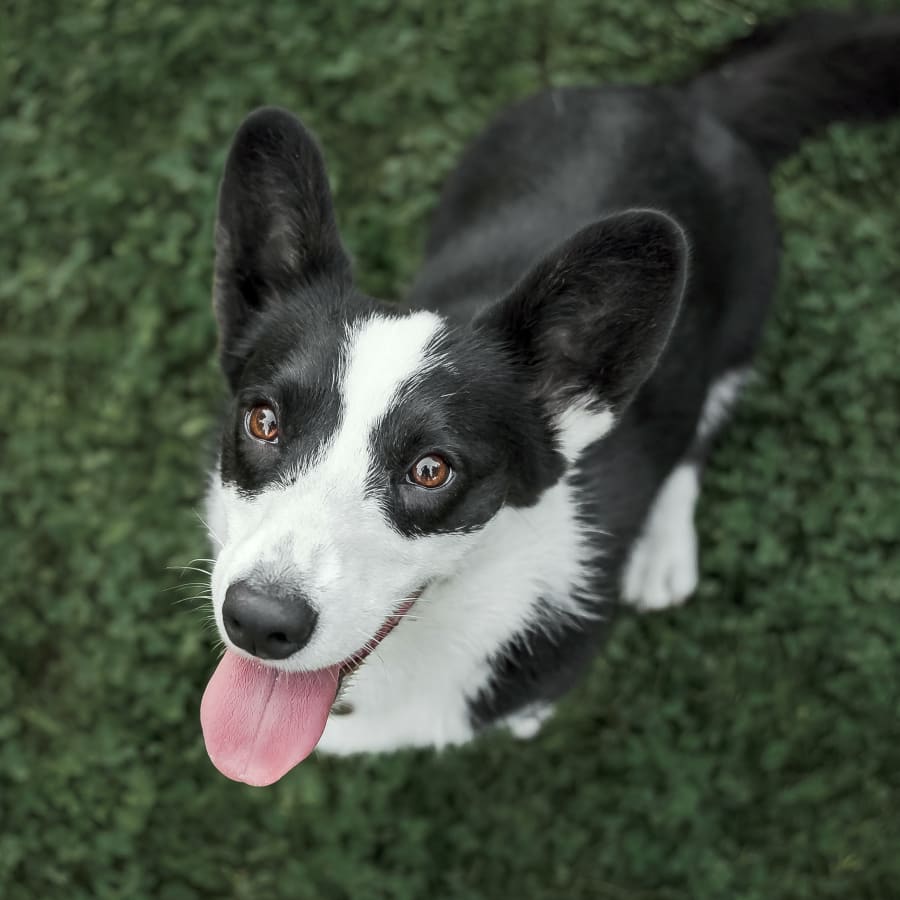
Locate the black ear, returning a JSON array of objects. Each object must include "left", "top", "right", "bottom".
[
  {"left": 475, "top": 209, "right": 688, "bottom": 417},
  {"left": 214, "top": 107, "right": 351, "bottom": 379}
]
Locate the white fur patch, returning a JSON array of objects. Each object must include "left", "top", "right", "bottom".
[
  {"left": 316, "top": 469, "right": 602, "bottom": 755},
  {"left": 504, "top": 703, "right": 554, "bottom": 740},
  {"left": 310, "top": 312, "right": 446, "bottom": 479},
  {"left": 622, "top": 463, "right": 700, "bottom": 611},
  {"left": 621, "top": 369, "right": 750, "bottom": 612},
  {"left": 697, "top": 368, "right": 750, "bottom": 442},
  {"left": 554, "top": 397, "right": 614, "bottom": 463}
]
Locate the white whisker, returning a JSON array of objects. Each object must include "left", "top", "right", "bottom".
[
  {"left": 172, "top": 594, "right": 213, "bottom": 607},
  {"left": 194, "top": 509, "right": 224, "bottom": 548},
  {"left": 167, "top": 565, "right": 213, "bottom": 578},
  {"left": 163, "top": 581, "right": 210, "bottom": 593}
]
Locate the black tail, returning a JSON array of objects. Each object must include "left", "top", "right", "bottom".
[{"left": 688, "top": 10, "right": 900, "bottom": 169}]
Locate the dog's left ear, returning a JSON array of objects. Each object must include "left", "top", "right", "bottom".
[
  {"left": 214, "top": 107, "right": 351, "bottom": 385},
  {"left": 475, "top": 209, "right": 688, "bottom": 419}
]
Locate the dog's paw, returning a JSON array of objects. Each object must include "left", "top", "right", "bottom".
[
  {"left": 623, "top": 523, "right": 698, "bottom": 611},
  {"left": 622, "top": 465, "right": 700, "bottom": 611},
  {"left": 504, "top": 705, "right": 553, "bottom": 740}
]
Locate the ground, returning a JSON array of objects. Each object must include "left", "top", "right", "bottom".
[{"left": 2, "top": 1, "right": 899, "bottom": 898}]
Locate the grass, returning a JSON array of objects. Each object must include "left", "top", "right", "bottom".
[{"left": 2, "top": 1, "right": 899, "bottom": 898}]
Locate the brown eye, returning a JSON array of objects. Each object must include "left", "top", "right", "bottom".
[
  {"left": 246, "top": 405, "right": 279, "bottom": 443},
  {"left": 409, "top": 454, "right": 452, "bottom": 489}
]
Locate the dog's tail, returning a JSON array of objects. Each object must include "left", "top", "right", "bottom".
[{"left": 687, "top": 10, "right": 900, "bottom": 169}]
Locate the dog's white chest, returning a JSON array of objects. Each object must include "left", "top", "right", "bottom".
[{"left": 316, "top": 662, "right": 478, "bottom": 755}]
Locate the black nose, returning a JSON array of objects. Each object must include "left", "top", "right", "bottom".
[{"left": 222, "top": 580, "right": 318, "bottom": 660}]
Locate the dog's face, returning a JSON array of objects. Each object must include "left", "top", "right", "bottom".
[
  {"left": 209, "top": 303, "right": 568, "bottom": 671},
  {"left": 206, "top": 108, "right": 686, "bottom": 675}
]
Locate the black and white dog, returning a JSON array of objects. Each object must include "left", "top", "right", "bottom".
[{"left": 200, "top": 12, "right": 899, "bottom": 785}]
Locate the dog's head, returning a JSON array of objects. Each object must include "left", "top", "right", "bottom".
[{"left": 201, "top": 108, "right": 686, "bottom": 783}]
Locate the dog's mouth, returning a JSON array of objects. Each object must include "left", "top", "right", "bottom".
[
  {"left": 337, "top": 592, "right": 419, "bottom": 682},
  {"left": 200, "top": 591, "right": 421, "bottom": 787}
]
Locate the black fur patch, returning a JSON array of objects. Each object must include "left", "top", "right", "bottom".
[
  {"left": 467, "top": 601, "right": 614, "bottom": 729},
  {"left": 218, "top": 291, "right": 377, "bottom": 495},
  {"left": 368, "top": 327, "right": 566, "bottom": 537},
  {"left": 214, "top": 107, "right": 352, "bottom": 390},
  {"left": 473, "top": 210, "right": 688, "bottom": 415}
]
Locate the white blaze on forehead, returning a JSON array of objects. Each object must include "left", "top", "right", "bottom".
[
  {"left": 290, "top": 310, "right": 446, "bottom": 487},
  {"left": 341, "top": 311, "right": 445, "bottom": 436}
]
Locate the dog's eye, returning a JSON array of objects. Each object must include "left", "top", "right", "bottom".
[
  {"left": 246, "top": 405, "right": 279, "bottom": 443},
  {"left": 408, "top": 454, "right": 452, "bottom": 489}
]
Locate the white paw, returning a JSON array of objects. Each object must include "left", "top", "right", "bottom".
[
  {"left": 505, "top": 705, "right": 553, "bottom": 740},
  {"left": 622, "top": 464, "right": 700, "bottom": 611},
  {"left": 623, "top": 522, "right": 698, "bottom": 611}
]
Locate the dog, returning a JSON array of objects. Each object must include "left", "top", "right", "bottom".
[{"left": 199, "top": 10, "right": 900, "bottom": 785}]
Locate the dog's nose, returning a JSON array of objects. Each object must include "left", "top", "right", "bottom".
[{"left": 222, "top": 580, "right": 318, "bottom": 660}]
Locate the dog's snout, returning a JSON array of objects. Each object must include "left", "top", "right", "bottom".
[{"left": 222, "top": 580, "right": 318, "bottom": 660}]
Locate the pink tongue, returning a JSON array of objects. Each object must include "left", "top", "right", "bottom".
[{"left": 200, "top": 651, "right": 339, "bottom": 786}]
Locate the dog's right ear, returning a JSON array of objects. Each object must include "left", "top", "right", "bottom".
[{"left": 214, "top": 107, "right": 351, "bottom": 386}]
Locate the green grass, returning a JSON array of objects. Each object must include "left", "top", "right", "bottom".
[{"left": 3, "top": 1, "right": 899, "bottom": 898}]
